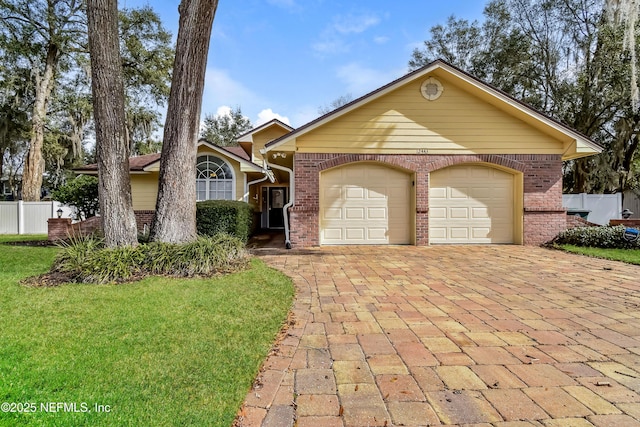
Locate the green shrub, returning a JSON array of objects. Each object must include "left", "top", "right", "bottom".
[
  {"left": 50, "top": 234, "right": 249, "bottom": 284},
  {"left": 553, "top": 225, "right": 640, "bottom": 249},
  {"left": 196, "top": 200, "right": 254, "bottom": 241},
  {"left": 144, "top": 234, "right": 248, "bottom": 277},
  {"left": 53, "top": 234, "right": 105, "bottom": 273},
  {"left": 51, "top": 175, "right": 99, "bottom": 220}
]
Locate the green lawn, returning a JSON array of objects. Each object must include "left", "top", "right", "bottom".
[
  {"left": 559, "top": 244, "right": 640, "bottom": 265},
  {"left": 0, "top": 235, "right": 294, "bottom": 427}
]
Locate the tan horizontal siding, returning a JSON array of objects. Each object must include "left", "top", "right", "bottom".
[
  {"left": 296, "top": 76, "right": 565, "bottom": 154},
  {"left": 131, "top": 173, "right": 159, "bottom": 211}
]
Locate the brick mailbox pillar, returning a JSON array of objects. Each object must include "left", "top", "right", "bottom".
[{"left": 48, "top": 218, "right": 72, "bottom": 242}]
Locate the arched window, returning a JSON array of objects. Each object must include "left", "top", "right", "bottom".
[{"left": 196, "top": 155, "right": 234, "bottom": 200}]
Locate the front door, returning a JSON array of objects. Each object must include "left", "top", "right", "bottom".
[{"left": 264, "top": 187, "right": 287, "bottom": 229}]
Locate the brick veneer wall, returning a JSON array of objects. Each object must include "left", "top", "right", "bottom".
[
  {"left": 47, "top": 211, "right": 156, "bottom": 241},
  {"left": 610, "top": 219, "right": 640, "bottom": 227},
  {"left": 290, "top": 153, "right": 565, "bottom": 247},
  {"left": 134, "top": 210, "right": 155, "bottom": 234},
  {"left": 567, "top": 215, "right": 599, "bottom": 229}
]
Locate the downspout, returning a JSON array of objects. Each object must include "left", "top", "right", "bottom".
[
  {"left": 261, "top": 149, "right": 294, "bottom": 249},
  {"left": 244, "top": 173, "right": 272, "bottom": 203}
]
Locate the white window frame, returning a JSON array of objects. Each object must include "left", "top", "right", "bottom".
[{"left": 196, "top": 154, "right": 236, "bottom": 201}]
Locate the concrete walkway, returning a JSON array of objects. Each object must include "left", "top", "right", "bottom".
[{"left": 236, "top": 246, "right": 640, "bottom": 427}]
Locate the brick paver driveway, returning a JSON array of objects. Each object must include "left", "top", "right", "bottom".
[{"left": 236, "top": 246, "right": 640, "bottom": 427}]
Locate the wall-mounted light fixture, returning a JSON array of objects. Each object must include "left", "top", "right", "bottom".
[{"left": 272, "top": 152, "right": 287, "bottom": 159}]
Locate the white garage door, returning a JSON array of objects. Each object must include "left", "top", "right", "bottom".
[
  {"left": 320, "top": 163, "right": 411, "bottom": 245},
  {"left": 429, "top": 165, "right": 514, "bottom": 244}
]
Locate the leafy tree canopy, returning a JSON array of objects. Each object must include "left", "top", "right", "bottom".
[
  {"left": 200, "top": 106, "right": 252, "bottom": 147},
  {"left": 52, "top": 175, "right": 99, "bottom": 220}
]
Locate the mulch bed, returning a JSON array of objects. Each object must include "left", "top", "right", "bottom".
[
  {"left": 21, "top": 271, "right": 75, "bottom": 288},
  {"left": 3, "top": 240, "right": 57, "bottom": 247}
]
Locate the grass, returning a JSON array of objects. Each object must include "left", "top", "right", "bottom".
[
  {"left": 559, "top": 244, "right": 640, "bottom": 265},
  {"left": 0, "top": 235, "right": 294, "bottom": 427},
  {"left": 0, "top": 234, "right": 48, "bottom": 243}
]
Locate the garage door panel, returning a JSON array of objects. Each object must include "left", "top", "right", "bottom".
[
  {"left": 450, "top": 188, "right": 469, "bottom": 199},
  {"left": 430, "top": 188, "right": 447, "bottom": 199},
  {"left": 320, "top": 163, "right": 411, "bottom": 245},
  {"left": 367, "top": 188, "right": 387, "bottom": 199},
  {"left": 345, "top": 187, "right": 365, "bottom": 200},
  {"left": 345, "top": 228, "right": 365, "bottom": 241},
  {"left": 472, "top": 187, "right": 495, "bottom": 199},
  {"left": 472, "top": 228, "right": 491, "bottom": 239},
  {"left": 450, "top": 228, "right": 469, "bottom": 239},
  {"left": 368, "top": 207, "right": 387, "bottom": 219},
  {"left": 470, "top": 168, "right": 493, "bottom": 179},
  {"left": 324, "top": 208, "right": 342, "bottom": 220},
  {"left": 430, "top": 165, "right": 514, "bottom": 244},
  {"left": 323, "top": 228, "right": 343, "bottom": 241},
  {"left": 367, "top": 228, "right": 388, "bottom": 240},
  {"left": 428, "top": 207, "right": 446, "bottom": 220},
  {"left": 471, "top": 207, "right": 489, "bottom": 219},
  {"left": 345, "top": 167, "right": 366, "bottom": 180},
  {"left": 345, "top": 208, "right": 365, "bottom": 220},
  {"left": 450, "top": 207, "right": 469, "bottom": 219}
]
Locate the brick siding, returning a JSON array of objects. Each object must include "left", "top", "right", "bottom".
[
  {"left": 290, "top": 153, "right": 565, "bottom": 247},
  {"left": 47, "top": 211, "right": 156, "bottom": 242}
]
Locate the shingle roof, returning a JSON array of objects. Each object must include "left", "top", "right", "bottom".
[
  {"left": 74, "top": 153, "right": 161, "bottom": 172},
  {"left": 75, "top": 144, "right": 255, "bottom": 174}
]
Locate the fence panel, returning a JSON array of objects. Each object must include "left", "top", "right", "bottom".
[
  {"left": 0, "top": 202, "right": 19, "bottom": 234},
  {"left": 23, "top": 202, "right": 57, "bottom": 234},
  {"left": 562, "top": 193, "right": 622, "bottom": 225},
  {"left": 0, "top": 201, "right": 73, "bottom": 234}
]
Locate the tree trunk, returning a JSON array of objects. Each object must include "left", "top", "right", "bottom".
[
  {"left": 87, "top": 0, "right": 138, "bottom": 247},
  {"left": 21, "top": 44, "right": 58, "bottom": 201},
  {"left": 151, "top": 0, "right": 219, "bottom": 243}
]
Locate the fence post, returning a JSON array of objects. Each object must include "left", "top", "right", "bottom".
[
  {"left": 580, "top": 193, "right": 587, "bottom": 210},
  {"left": 17, "top": 200, "right": 24, "bottom": 235}
]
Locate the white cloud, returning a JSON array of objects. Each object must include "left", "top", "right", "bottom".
[
  {"left": 312, "top": 12, "right": 381, "bottom": 56},
  {"left": 373, "top": 36, "right": 389, "bottom": 45},
  {"left": 312, "top": 39, "right": 350, "bottom": 55},
  {"left": 215, "top": 105, "right": 232, "bottom": 117},
  {"left": 336, "top": 62, "right": 405, "bottom": 96},
  {"left": 256, "top": 109, "right": 291, "bottom": 126},
  {"left": 203, "top": 68, "right": 258, "bottom": 112},
  {"left": 333, "top": 14, "right": 380, "bottom": 34}
]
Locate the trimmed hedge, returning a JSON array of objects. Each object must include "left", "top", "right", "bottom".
[
  {"left": 553, "top": 225, "right": 640, "bottom": 249},
  {"left": 196, "top": 200, "right": 254, "bottom": 241}
]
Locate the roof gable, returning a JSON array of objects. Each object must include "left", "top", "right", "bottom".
[
  {"left": 264, "top": 60, "right": 601, "bottom": 160},
  {"left": 237, "top": 119, "right": 293, "bottom": 143}
]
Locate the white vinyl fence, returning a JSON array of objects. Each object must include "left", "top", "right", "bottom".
[
  {"left": 0, "top": 201, "right": 74, "bottom": 234},
  {"left": 562, "top": 193, "right": 622, "bottom": 226}
]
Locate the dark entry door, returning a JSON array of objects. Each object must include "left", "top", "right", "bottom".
[{"left": 268, "top": 187, "right": 287, "bottom": 229}]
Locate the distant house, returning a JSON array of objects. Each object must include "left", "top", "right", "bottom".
[
  {"left": 0, "top": 173, "right": 20, "bottom": 200},
  {"left": 76, "top": 60, "right": 602, "bottom": 247}
]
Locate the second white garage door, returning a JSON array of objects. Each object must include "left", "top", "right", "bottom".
[
  {"left": 429, "top": 165, "right": 514, "bottom": 244},
  {"left": 320, "top": 163, "right": 411, "bottom": 245}
]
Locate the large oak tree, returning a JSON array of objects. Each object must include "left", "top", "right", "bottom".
[
  {"left": 0, "top": 0, "right": 85, "bottom": 200},
  {"left": 86, "top": 0, "right": 138, "bottom": 247},
  {"left": 151, "top": 0, "right": 219, "bottom": 243}
]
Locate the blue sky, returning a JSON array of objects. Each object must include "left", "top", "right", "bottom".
[{"left": 122, "top": 0, "right": 487, "bottom": 128}]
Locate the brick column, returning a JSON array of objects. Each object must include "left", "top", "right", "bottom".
[{"left": 47, "top": 218, "right": 72, "bottom": 242}]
